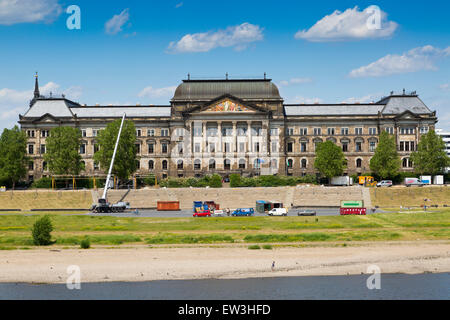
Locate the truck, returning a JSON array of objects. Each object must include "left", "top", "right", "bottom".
[
  {"left": 405, "top": 178, "right": 425, "bottom": 187},
  {"left": 91, "top": 114, "right": 132, "bottom": 214},
  {"left": 331, "top": 176, "right": 353, "bottom": 186},
  {"left": 340, "top": 200, "right": 367, "bottom": 215}
]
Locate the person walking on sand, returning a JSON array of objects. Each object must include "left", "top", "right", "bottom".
[
  {"left": 226, "top": 208, "right": 230, "bottom": 216},
  {"left": 271, "top": 261, "right": 275, "bottom": 272}
]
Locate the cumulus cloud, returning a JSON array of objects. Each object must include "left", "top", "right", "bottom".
[
  {"left": 105, "top": 8, "right": 130, "bottom": 35},
  {"left": 349, "top": 45, "right": 450, "bottom": 78},
  {"left": 168, "top": 22, "right": 264, "bottom": 53},
  {"left": 138, "top": 86, "right": 177, "bottom": 99},
  {"left": 278, "top": 78, "right": 312, "bottom": 88},
  {"left": 295, "top": 6, "right": 398, "bottom": 42},
  {"left": 0, "top": 0, "right": 62, "bottom": 25}
]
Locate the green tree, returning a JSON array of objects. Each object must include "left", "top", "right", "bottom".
[
  {"left": 94, "top": 119, "right": 137, "bottom": 181},
  {"left": 314, "top": 141, "right": 347, "bottom": 182},
  {"left": 44, "top": 127, "right": 84, "bottom": 180},
  {"left": 410, "top": 130, "right": 450, "bottom": 175},
  {"left": 32, "top": 215, "right": 53, "bottom": 246},
  {"left": 0, "top": 126, "right": 29, "bottom": 189},
  {"left": 370, "top": 131, "right": 401, "bottom": 179}
]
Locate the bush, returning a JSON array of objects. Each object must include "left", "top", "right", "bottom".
[
  {"left": 32, "top": 215, "right": 53, "bottom": 246},
  {"left": 80, "top": 237, "right": 91, "bottom": 249},
  {"left": 248, "top": 245, "right": 261, "bottom": 250},
  {"left": 31, "top": 177, "right": 53, "bottom": 189},
  {"left": 209, "top": 174, "right": 223, "bottom": 188},
  {"left": 230, "top": 174, "right": 241, "bottom": 188}
]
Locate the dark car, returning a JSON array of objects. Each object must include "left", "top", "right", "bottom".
[{"left": 297, "top": 210, "right": 317, "bottom": 216}]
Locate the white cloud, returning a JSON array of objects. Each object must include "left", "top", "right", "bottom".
[
  {"left": 138, "top": 86, "right": 177, "bottom": 99},
  {"left": 278, "top": 78, "right": 312, "bottom": 87},
  {"left": 341, "top": 93, "right": 383, "bottom": 104},
  {"left": 105, "top": 8, "right": 130, "bottom": 35},
  {"left": 439, "top": 84, "right": 450, "bottom": 92},
  {"left": 0, "top": 0, "right": 62, "bottom": 25},
  {"left": 349, "top": 45, "right": 450, "bottom": 78},
  {"left": 295, "top": 6, "right": 398, "bottom": 42},
  {"left": 168, "top": 22, "right": 264, "bottom": 53}
]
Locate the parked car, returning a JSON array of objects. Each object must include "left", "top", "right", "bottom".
[
  {"left": 297, "top": 210, "right": 317, "bottom": 216},
  {"left": 232, "top": 208, "right": 255, "bottom": 217},
  {"left": 405, "top": 178, "right": 426, "bottom": 187},
  {"left": 377, "top": 180, "right": 393, "bottom": 187},
  {"left": 193, "top": 210, "right": 211, "bottom": 217},
  {"left": 268, "top": 208, "right": 288, "bottom": 216}
]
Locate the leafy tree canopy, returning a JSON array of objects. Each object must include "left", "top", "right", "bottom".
[
  {"left": 0, "top": 126, "right": 29, "bottom": 189},
  {"left": 370, "top": 131, "right": 401, "bottom": 179},
  {"left": 410, "top": 130, "right": 450, "bottom": 175},
  {"left": 314, "top": 141, "right": 347, "bottom": 180}
]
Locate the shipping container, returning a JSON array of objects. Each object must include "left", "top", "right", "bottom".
[{"left": 157, "top": 201, "right": 180, "bottom": 211}]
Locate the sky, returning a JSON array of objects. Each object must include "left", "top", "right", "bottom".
[{"left": 0, "top": 0, "right": 449, "bottom": 131}]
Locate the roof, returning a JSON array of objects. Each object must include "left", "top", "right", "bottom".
[
  {"left": 284, "top": 104, "right": 384, "bottom": 116},
  {"left": 172, "top": 79, "right": 282, "bottom": 101},
  {"left": 71, "top": 106, "right": 171, "bottom": 118},
  {"left": 23, "top": 99, "right": 75, "bottom": 118},
  {"left": 378, "top": 95, "right": 433, "bottom": 114}
]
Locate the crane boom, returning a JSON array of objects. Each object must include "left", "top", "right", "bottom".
[{"left": 102, "top": 114, "right": 126, "bottom": 201}]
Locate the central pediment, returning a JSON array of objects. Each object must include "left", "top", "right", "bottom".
[{"left": 204, "top": 99, "right": 253, "bottom": 113}]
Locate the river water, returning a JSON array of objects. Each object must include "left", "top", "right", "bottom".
[{"left": 0, "top": 273, "right": 448, "bottom": 300}]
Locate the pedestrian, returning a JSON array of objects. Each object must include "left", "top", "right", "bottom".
[
  {"left": 271, "top": 261, "right": 275, "bottom": 271},
  {"left": 226, "top": 208, "right": 230, "bottom": 216}
]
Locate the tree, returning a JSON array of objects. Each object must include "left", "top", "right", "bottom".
[
  {"left": 314, "top": 141, "right": 347, "bottom": 182},
  {"left": 370, "top": 131, "right": 401, "bottom": 179},
  {"left": 32, "top": 215, "right": 53, "bottom": 246},
  {"left": 44, "top": 127, "right": 84, "bottom": 180},
  {"left": 0, "top": 126, "right": 29, "bottom": 189},
  {"left": 410, "top": 130, "right": 450, "bottom": 175},
  {"left": 94, "top": 119, "right": 137, "bottom": 182}
]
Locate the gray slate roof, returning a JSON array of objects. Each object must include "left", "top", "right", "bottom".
[
  {"left": 284, "top": 104, "right": 384, "bottom": 116},
  {"left": 379, "top": 96, "right": 432, "bottom": 114},
  {"left": 172, "top": 79, "right": 282, "bottom": 101},
  {"left": 23, "top": 99, "right": 74, "bottom": 118},
  {"left": 71, "top": 106, "right": 171, "bottom": 118}
]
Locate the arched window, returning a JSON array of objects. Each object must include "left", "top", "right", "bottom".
[
  {"left": 177, "top": 160, "right": 184, "bottom": 170},
  {"left": 149, "top": 160, "right": 154, "bottom": 170},
  {"left": 287, "top": 159, "right": 293, "bottom": 168},
  {"left": 162, "top": 160, "right": 168, "bottom": 170},
  {"left": 224, "top": 159, "right": 231, "bottom": 170},
  {"left": 356, "top": 159, "right": 363, "bottom": 168},
  {"left": 194, "top": 159, "right": 201, "bottom": 170},
  {"left": 239, "top": 159, "right": 246, "bottom": 169},
  {"left": 301, "top": 159, "right": 307, "bottom": 169},
  {"left": 209, "top": 159, "right": 216, "bottom": 170},
  {"left": 402, "top": 158, "right": 413, "bottom": 168}
]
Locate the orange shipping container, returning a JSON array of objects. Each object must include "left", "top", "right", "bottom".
[{"left": 157, "top": 201, "right": 180, "bottom": 211}]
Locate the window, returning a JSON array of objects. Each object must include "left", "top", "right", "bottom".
[
  {"left": 400, "top": 141, "right": 415, "bottom": 152},
  {"left": 385, "top": 127, "right": 394, "bottom": 135},
  {"left": 224, "top": 143, "right": 231, "bottom": 153},
  {"left": 239, "top": 142, "right": 246, "bottom": 153},
  {"left": 327, "top": 128, "right": 335, "bottom": 136},
  {"left": 93, "top": 130, "right": 99, "bottom": 137},
  {"left": 27, "top": 130, "right": 35, "bottom": 138},
  {"left": 254, "top": 142, "right": 260, "bottom": 153},
  {"left": 355, "top": 141, "right": 362, "bottom": 152},
  {"left": 40, "top": 144, "right": 46, "bottom": 154},
  {"left": 301, "top": 159, "right": 307, "bottom": 169},
  {"left": 356, "top": 159, "right": 363, "bottom": 168},
  {"left": 147, "top": 129, "right": 155, "bottom": 137},
  {"left": 162, "top": 160, "right": 168, "bottom": 170},
  {"left": 239, "top": 159, "right": 246, "bottom": 169},
  {"left": 402, "top": 158, "right": 413, "bottom": 168},
  {"left": 287, "top": 142, "right": 293, "bottom": 153},
  {"left": 28, "top": 161, "right": 34, "bottom": 171},
  {"left": 41, "top": 130, "right": 49, "bottom": 138},
  {"left": 162, "top": 143, "right": 168, "bottom": 154},
  {"left": 355, "top": 128, "right": 363, "bottom": 135},
  {"left": 136, "top": 161, "right": 141, "bottom": 170},
  {"left": 135, "top": 144, "right": 141, "bottom": 154},
  {"left": 400, "top": 127, "right": 415, "bottom": 135},
  {"left": 313, "top": 128, "right": 322, "bottom": 136},
  {"left": 194, "top": 160, "right": 201, "bottom": 170},
  {"left": 193, "top": 126, "right": 202, "bottom": 137},
  {"left": 341, "top": 128, "right": 349, "bottom": 135},
  {"left": 287, "top": 159, "right": 293, "bottom": 168},
  {"left": 136, "top": 129, "right": 142, "bottom": 137},
  {"left": 209, "top": 143, "right": 216, "bottom": 153},
  {"left": 342, "top": 142, "right": 349, "bottom": 152},
  {"left": 286, "top": 128, "right": 294, "bottom": 136},
  {"left": 81, "top": 130, "right": 87, "bottom": 137},
  {"left": 79, "top": 144, "right": 86, "bottom": 155},
  {"left": 149, "top": 160, "right": 154, "bottom": 170},
  {"left": 224, "top": 159, "right": 231, "bottom": 170},
  {"left": 301, "top": 142, "right": 307, "bottom": 153},
  {"left": 176, "top": 128, "right": 184, "bottom": 137},
  {"left": 299, "top": 128, "right": 308, "bottom": 136},
  {"left": 272, "top": 141, "right": 278, "bottom": 153},
  {"left": 237, "top": 126, "right": 247, "bottom": 136},
  {"left": 194, "top": 143, "right": 201, "bottom": 153},
  {"left": 207, "top": 127, "right": 218, "bottom": 137},
  {"left": 222, "top": 126, "right": 233, "bottom": 137},
  {"left": 177, "top": 142, "right": 183, "bottom": 155},
  {"left": 252, "top": 127, "right": 262, "bottom": 136},
  {"left": 177, "top": 160, "right": 184, "bottom": 170},
  {"left": 148, "top": 143, "right": 154, "bottom": 154},
  {"left": 369, "top": 141, "right": 377, "bottom": 152},
  {"left": 420, "top": 126, "right": 429, "bottom": 134},
  {"left": 161, "top": 129, "right": 169, "bottom": 137},
  {"left": 43, "top": 161, "right": 48, "bottom": 172},
  {"left": 270, "top": 128, "right": 279, "bottom": 136},
  {"left": 209, "top": 159, "right": 216, "bottom": 170},
  {"left": 369, "top": 128, "right": 377, "bottom": 135}
]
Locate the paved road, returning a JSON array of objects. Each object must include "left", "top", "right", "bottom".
[{"left": 86, "top": 208, "right": 383, "bottom": 218}]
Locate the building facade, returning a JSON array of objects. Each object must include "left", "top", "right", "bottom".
[{"left": 19, "top": 76, "right": 438, "bottom": 181}]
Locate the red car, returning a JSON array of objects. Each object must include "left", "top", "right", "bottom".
[{"left": 193, "top": 210, "right": 211, "bottom": 217}]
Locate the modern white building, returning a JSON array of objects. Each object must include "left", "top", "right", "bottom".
[{"left": 436, "top": 129, "right": 450, "bottom": 173}]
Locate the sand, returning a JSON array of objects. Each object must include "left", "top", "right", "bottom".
[{"left": 0, "top": 242, "right": 449, "bottom": 284}]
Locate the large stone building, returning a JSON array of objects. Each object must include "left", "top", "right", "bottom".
[{"left": 19, "top": 75, "right": 438, "bottom": 181}]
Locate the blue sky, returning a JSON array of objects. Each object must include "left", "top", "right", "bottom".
[{"left": 0, "top": 0, "right": 449, "bottom": 131}]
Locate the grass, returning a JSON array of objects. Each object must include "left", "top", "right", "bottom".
[
  {"left": 0, "top": 190, "right": 92, "bottom": 210},
  {"left": 370, "top": 186, "right": 450, "bottom": 208},
  {"left": 0, "top": 209, "right": 448, "bottom": 249}
]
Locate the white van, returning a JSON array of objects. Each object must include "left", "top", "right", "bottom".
[{"left": 268, "top": 208, "right": 288, "bottom": 216}]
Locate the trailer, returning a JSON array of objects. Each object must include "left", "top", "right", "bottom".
[{"left": 331, "top": 176, "right": 353, "bottom": 186}]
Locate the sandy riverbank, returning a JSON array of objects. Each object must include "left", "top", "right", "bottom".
[{"left": 0, "top": 242, "right": 449, "bottom": 284}]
